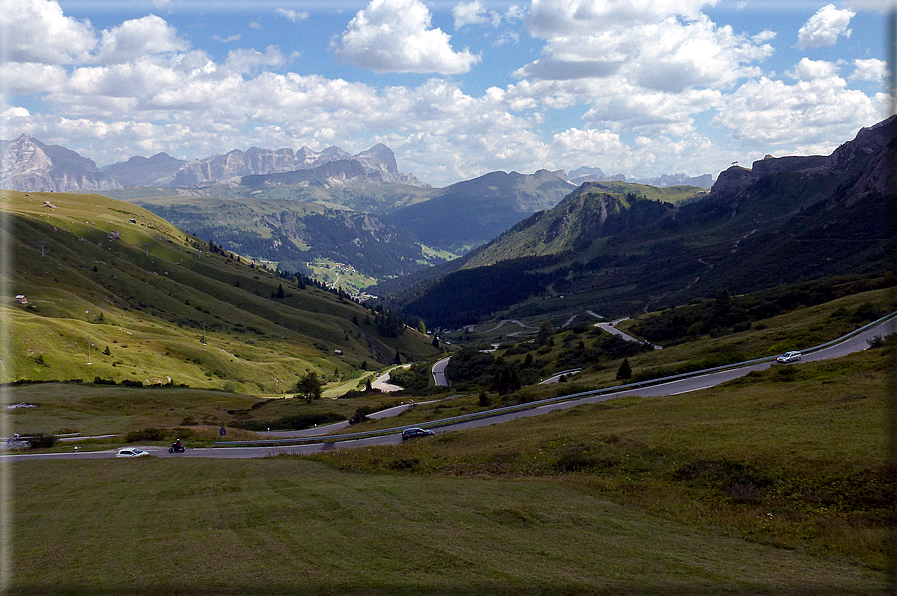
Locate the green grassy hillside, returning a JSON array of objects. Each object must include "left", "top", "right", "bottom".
[
  {"left": 462, "top": 182, "right": 687, "bottom": 268},
  {"left": 2, "top": 190, "right": 438, "bottom": 394}
]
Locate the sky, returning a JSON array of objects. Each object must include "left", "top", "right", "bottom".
[{"left": 0, "top": 0, "right": 894, "bottom": 187}]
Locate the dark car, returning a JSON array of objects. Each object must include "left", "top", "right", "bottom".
[{"left": 402, "top": 427, "right": 435, "bottom": 441}]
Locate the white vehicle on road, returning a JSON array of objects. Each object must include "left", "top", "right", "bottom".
[
  {"left": 776, "top": 351, "right": 802, "bottom": 363},
  {"left": 116, "top": 448, "right": 151, "bottom": 458}
]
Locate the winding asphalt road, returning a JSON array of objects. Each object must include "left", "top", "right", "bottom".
[
  {"left": 597, "top": 318, "right": 662, "bottom": 349},
  {"left": 6, "top": 314, "right": 895, "bottom": 461},
  {"left": 431, "top": 357, "right": 450, "bottom": 386}
]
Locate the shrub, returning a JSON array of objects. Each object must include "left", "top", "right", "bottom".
[
  {"left": 126, "top": 427, "right": 164, "bottom": 442},
  {"left": 867, "top": 333, "right": 895, "bottom": 349},
  {"left": 852, "top": 302, "right": 882, "bottom": 324},
  {"left": 233, "top": 412, "right": 344, "bottom": 431},
  {"left": 350, "top": 406, "right": 375, "bottom": 424},
  {"left": 26, "top": 434, "right": 58, "bottom": 449}
]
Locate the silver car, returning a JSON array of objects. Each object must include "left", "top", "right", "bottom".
[
  {"left": 116, "top": 448, "right": 151, "bottom": 458},
  {"left": 776, "top": 351, "right": 801, "bottom": 363}
]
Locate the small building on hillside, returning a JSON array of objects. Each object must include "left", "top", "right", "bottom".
[{"left": 15, "top": 295, "right": 27, "bottom": 304}]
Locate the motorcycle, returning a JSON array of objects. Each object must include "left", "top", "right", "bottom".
[{"left": 169, "top": 442, "right": 185, "bottom": 453}]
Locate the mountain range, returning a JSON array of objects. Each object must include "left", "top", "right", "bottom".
[
  {"left": 1, "top": 136, "right": 424, "bottom": 192},
  {"left": 562, "top": 165, "right": 713, "bottom": 189},
  {"left": 387, "top": 115, "right": 896, "bottom": 328},
  {"left": 2, "top": 133, "right": 712, "bottom": 196}
]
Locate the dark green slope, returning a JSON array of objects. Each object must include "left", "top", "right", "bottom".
[
  {"left": 386, "top": 169, "right": 575, "bottom": 250},
  {"left": 389, "top": 116, "right": 896, "bottom": 328},
  {"left": 463, "top": 183, "right": 683, "bottom": 268},
  {"left": 132, "top": 196, "right": 446, "bottom": 281}
]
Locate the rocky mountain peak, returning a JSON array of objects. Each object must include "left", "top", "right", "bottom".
[
  {"left": 356, "top": 144, "right": 398, "bottom": 174},
  {"left": 1, "top": 134, "right": 121, "bottom": 192},
  {"left": 709, "top": 115, "right": 897, "bottom": 204}
]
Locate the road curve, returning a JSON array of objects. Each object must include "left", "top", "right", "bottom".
[
  {"left": 596, "top": 318, "right": 661, "bottom": 349},
  {"left": 432, "top": 357, "right": 450, "bottom": 386},
  {"left": 371, "top": 365, "right": 409, "bottom": 392},
  {"left": 7, "top": 315, "right": 894, "bottom": 461}
]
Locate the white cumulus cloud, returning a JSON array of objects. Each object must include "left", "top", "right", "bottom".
[
  {"left": 0, "top": 62, "right": 68, "bottom": 95},
  {"left": 713, "top": 75, "right": 880, "bottom": 152},
  {"left": 797, "top": 4, "right": 855, "bottom": 49},
  {"left": 514, "top": 8, "right": 773, "bottom": 101},
  {"left": 334, "top": 0, "right": 480, "bottom": 74},
  {"left": 453, "top": 1, "right": 489, "bottom": 28},
  {"left": 1, "top": 0, "right": 96, "bottom": 64},
  {"left": 94, "top": 15, "right": 189, "bottom": 65},
  {"left": 789, "top": 57, "right": 839, "bottom": 80},
  {"left": 526, "top": 0, "right": 715, "bottom": 35},
  {"left": 850, "top": 58, "right": 888, "bottom": 81}
]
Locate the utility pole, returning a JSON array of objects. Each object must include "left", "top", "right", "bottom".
[
  {"left": 202, "top": 323, "right": 206, "bottom": 345},
  {"left": 38, "top": 241, "right": 45, "bottom": 257}
]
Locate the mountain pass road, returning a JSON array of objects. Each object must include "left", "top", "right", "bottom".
[
  {"left": 6, "top": 315, "right": 894, "bottom": 461},
  {"left": 432, "top": 357, "right": 450, "bottom": 386}
]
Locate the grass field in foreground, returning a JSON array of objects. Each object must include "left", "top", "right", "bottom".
[
  {"left": 311, "top": 346, "right": 895, "bottom": 571},
  {"left": 11, "top": 458, "right": 883, "bottom": 596}
]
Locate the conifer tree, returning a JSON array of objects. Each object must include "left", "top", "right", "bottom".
[{"left": 616, "top": 358, "right": 632, "bottom": 380}]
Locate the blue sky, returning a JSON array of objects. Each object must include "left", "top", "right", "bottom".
[{"left": 1, "top": 0, "right": 893, "bottom": 187}]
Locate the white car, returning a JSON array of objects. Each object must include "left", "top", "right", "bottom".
[
  {"left": 116, "top": 447, "right": 151, "bottom": 458},
  {"left": 776, "top": 351, "right": 802, "bottom": 364}
]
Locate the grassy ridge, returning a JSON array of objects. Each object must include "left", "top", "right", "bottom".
[{"left": 2, "top": 190, "right": 437, "bottom": 393}]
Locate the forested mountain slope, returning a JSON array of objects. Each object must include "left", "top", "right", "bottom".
[{"left": 388, "top": 116, "right": 896, "bottom": 328}]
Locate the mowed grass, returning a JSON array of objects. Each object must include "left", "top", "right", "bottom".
[{"left": 11, "top": 458, "right": 883, "bottom": 595}]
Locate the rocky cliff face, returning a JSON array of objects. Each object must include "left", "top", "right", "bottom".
[
  {"left": 174, "top": 143, "right": 426, "bottom": 188},
  {"left": 710, "top": 114, "right": 896, "bottom": 204},
  {"left": 172, "top": 147, "right": 305, "bottom": 186},
  {"left": 0, "top": 135, "right": 426, "bottom": 191},
  {"left": 0, "top": 134, "right": 122, "bottom": 192}
]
